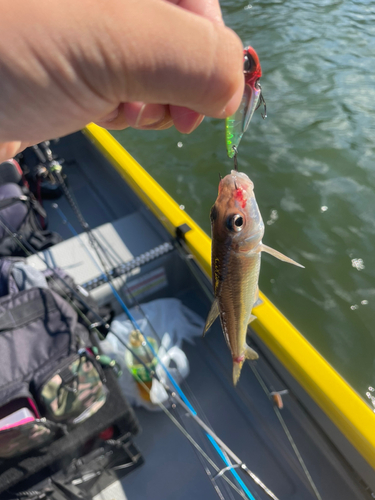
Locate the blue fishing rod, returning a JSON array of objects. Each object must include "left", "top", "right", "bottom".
[
  {"left": 0, "top": 208, "right": 269, "bottom": 500},
  {"left": 52, "top": 193, "right": 281, "bottom": 500}
]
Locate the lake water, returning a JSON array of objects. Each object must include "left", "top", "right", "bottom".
[{"left": 112, "top": 0, "right": 375, "bottom": 408}]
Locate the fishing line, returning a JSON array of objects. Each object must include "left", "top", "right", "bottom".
[
  {"left": 132, "top": 373, "right": 248, "bottom": 500},
  {"left": 51, "top": 204, "right": 263, "bottom": 500},
  {"left": 171, "top": 397, "right": 231, "bottom": 500},
  {"left": 172, "top": 224, "right": 320, "bottom": 500},
  {"left": 87, "top": 235, "right": 240, "bottom": 500},
  {"left": 248, "top": 363, "right": 323, "bottom": 500},
  {"left": 51, "top": 177, "right": 277, "bottom": 500},
  {"left": 79, "top": 220, "right": 243, "bottom": 500},
  {"left": 0, "top": 217, "right": 157, "bottom": 374},
  {"left": 170, "top": 372, "right": 238, "bottom": 500},
  {"left": 0, "top": 156, "right": 280, "bottom": 500},
  {"left": 0, "top": 214, "right": 281, "bottom": 500},
  {"left": 171, "top": 390, "right": 279, "bottom": 500},
  {"left": 52, "top": 203, "right": 196, "bottom": 410},
  {"left": 0, "top": 211, "right": 250, "bottom": 500}
]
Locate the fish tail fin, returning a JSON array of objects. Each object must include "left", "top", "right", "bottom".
[
  {"left": 233, "top": 346, "right": 259, "bottom": 385},
  {"left": 233, "top": 361, "right": 244, "bottom": 386}
]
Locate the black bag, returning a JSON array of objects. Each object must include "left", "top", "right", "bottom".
[
  {"left": 0, "top": 159, "right": 24, "bottom": 186},
  {"left": 0, "top": 259, "right": 108, "bottom": 459},
  {"left": 0, "top": 181, "right": 62, "bottom": 257}
]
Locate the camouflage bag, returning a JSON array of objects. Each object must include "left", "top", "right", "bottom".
[
  {"left": 38, "top": 350, "right": 107, "bottom": 424},
  {"left": 0, "top": 414, "right": 54, "bottom": 459},
  {"left": 0, "top": 397, "right": 56, "bottom": 459}
]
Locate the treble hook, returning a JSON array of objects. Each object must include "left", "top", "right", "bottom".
[
  {"left": 260, "top": 91, "right": 267, "bottom": 119},
  {"left": 232, "top": 146, "right": 238, "bottom": 171},
  {"left": 255, "top": 83, "right": 267, "bottom": 119}
]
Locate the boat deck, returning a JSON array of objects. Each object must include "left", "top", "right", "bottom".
[{"left": 26, "top": 132, "right": 372, "bottom": 500}]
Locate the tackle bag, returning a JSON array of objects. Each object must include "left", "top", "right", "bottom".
[
  {"left": 0, "top": 159, "right": 62, "bottom": 257},
  {"left": 0, "top": 258, "right": 108, "bottom": 459}
]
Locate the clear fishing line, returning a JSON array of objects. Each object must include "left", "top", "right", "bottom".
[{"left": 51, "top": 203, "right": 261, "bottom": 500}]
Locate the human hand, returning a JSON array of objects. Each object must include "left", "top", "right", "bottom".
[
  {"left": 0, "top": 0, "right": 244, "bottom": 162},
  {"left": 95, "top": 0, "right": 232, "bottom": 134}
]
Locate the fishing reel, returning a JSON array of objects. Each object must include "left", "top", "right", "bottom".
[{"left": 16, "top": 140, "right": 67, "bottom": 200}]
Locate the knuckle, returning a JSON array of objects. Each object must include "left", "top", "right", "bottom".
[{"left": 201, "top": 26, "right": 244, "bottom": 114}]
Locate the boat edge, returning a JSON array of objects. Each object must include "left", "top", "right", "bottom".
[{"left": 83, "top": 123, "right": 375, "bottom": 472}]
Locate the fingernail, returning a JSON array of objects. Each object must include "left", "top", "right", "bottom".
[
  {"left": 184, "top": 114, "right": 205, "bottom": 134},
  {"left": 219, "top": 84, "right": 244, "bottom": 118},
  {"left": 135, "top": 104, "right": 165, "bottom": 128}
]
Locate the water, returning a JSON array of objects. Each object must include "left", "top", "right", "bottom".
[{"left": 112, "top": 0, "right": 375, "bottom": 407}]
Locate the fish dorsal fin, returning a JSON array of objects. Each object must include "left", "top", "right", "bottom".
[
  {"left": 202, "top": 299, "right": 220, "bottom": 337},
  {"left": 260, "top": 244, "right": 304, "bottom": 268}
]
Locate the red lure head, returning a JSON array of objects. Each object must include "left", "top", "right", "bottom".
[{"left": 244, "top": 47, "right": 262, "bottom": 85}]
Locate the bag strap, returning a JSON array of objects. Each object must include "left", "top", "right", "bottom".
[
  {"left": 0, "top": 259, "right": 18, "bottom": 296},
  {"left": 0, "top": 195, "right": 28, "bottom": 210},
  {"left": 0, "top": 193, "right": 46, "bottom": 218},
  {"left": 0, "top": 288, "right": 57, "bottom": 331}
]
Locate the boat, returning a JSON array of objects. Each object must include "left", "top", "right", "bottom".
[{"left": 1, "top": 124, "right": 374, "bottom": 500}]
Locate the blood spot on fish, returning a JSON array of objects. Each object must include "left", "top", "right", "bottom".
[
  {"left": 233, "top": 355, "right": 245, "bottom": 364},
  {"left": 235, "top": 188, "right": 247, "bottom": 209}
]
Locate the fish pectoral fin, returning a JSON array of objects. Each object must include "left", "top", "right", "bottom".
[
  {"left": 260, "top": 244, "right": 305, "bottom": 268},
  {"left": 252, "top": 286, "right": 262, "bottom": 309},
  {"left": 245, "top": 344, "right": 259, "bottom": 360},
  {"left": 249, "top": 314, "right": 257, "bottom": 323},
  {"left": 202, "top": 299, "right": 220, "bottom": 337}
]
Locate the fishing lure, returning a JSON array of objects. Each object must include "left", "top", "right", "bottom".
[{"left": 225, "top": 47, "right": 266, "bottom": 159}]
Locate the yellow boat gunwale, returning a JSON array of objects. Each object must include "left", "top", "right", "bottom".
[{"left": 84, "top": 123, "right": 375, "bottom": 470}]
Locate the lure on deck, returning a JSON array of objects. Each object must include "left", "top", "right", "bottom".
[{"left": 226, "top": 47, "right": 266, "bottom": 159}]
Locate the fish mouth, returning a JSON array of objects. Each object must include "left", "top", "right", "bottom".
[{"left": 229, "top": 171, "right": 254, "bottom": 192}]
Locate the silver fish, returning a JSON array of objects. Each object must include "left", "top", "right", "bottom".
[{"left": 204, "top": 170, "right": 304, "bottom": 385}]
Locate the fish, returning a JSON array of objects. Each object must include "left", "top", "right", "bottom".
[
  {"left": 226, "top": 46, "right": 266, "bottom": 159},
  {"left": 203, "top": 170, "right": 304, "bottom": 385}
]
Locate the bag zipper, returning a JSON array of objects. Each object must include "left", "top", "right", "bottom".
[{"left": 36, "top": 348, "right": 106, "bottom": 403}]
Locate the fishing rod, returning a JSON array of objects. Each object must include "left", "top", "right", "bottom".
[
  {"left": 171, "top": 230, "right": 322, "bottom": 500},
  {"left": 0, "top": 215, "right": 243, "bottom": 500},
  {"left": 46, "top": 157, "right": 279, "bottom": 499},
  {"left": 50, "top": 203, "right": 269, "bottom": 500},
  {"left": 75, "top": 214, "right": 243, "bottom": 500},
  {"left": 0, "top": 217, "right": 158, "bottom": 374},
  {"left": 0, "top": 215, "right": 275, "bottom": 500},
  {"left": 87, "top": 235, "right": 257, "bottom": 500},
  {"left": 248, "top": 363, "right": 322, "bottom": 500}
]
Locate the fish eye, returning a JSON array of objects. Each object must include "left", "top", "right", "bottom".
[
  {"left": 244, "top": 54, "right": 254, "bottom": 73},
  {"left": 227, "top": 214, "right": 244, "bottom": 232}
]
